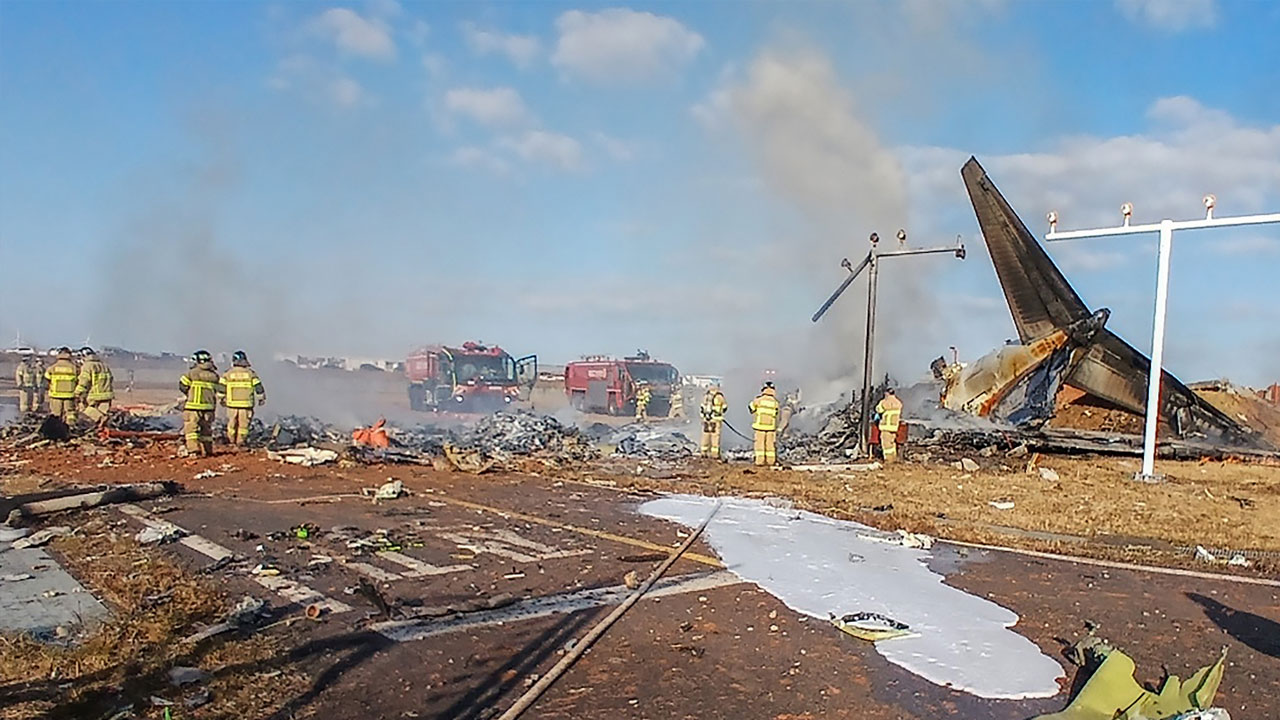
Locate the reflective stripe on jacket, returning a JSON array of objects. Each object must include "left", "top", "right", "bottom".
[
  {"left": 701, "top": 391, "right": 727, "bottom": 421},
  {"left": 749, "top": 392, "right": 780, "bottom": 431},
  {"left": 876, "top": 396, "right": 903, "bottom": 431},
  {"left": 181, "top": 365, "right": 221, "bottom": 410},
  {"left": 219, "top": 366, "right": 264, "bottom": 408},
  {"left": 45, "top": 360, "right": 79, "bottom": 399},
  {"left": 76, "top": 359, "right": 115, "bottom": 401}
]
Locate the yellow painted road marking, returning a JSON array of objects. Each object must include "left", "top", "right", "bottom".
[{"left": 433, "top": 495, "right": 724, "bottom": 568}]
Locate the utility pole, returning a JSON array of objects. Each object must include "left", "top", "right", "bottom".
[
  {"left": 813, "top": 230, "right": 966, "bottom": 457},
  {"left": 1045, "top": 197, "right": 1280, "bottom": 481}
]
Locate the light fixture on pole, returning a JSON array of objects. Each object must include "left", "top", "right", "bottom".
[
  {"left": 1045, "top": 198, "right": 1280, "bottom": 481},
  {"left": 812, "top": 230, "right": 966, "bottom": 457}
]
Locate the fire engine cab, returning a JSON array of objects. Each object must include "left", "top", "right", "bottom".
[
  {"left": 564, "top": 352, "right": 679, "bottom": 416},
  {"left": 406, "top": 342, "right": 536, "bottom": 412}
]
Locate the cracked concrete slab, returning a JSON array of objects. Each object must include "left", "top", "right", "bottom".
[{"left": 0, "top": 539, "right": 107, "bottom": 637}]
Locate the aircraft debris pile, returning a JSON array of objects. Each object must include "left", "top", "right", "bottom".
[
  {"left": 442, "top": 411, "right": 599, "bottom": 464},
  {"left": 611, "top": 426, "right": 698, "bottom": 460}
]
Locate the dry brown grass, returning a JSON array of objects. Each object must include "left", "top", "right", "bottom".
[
  {"left": 592, "top": 454, "right": 1280, "bottom": 571},
  {"left": 0, "top": 516, "right": 309, "bottom": 720}
]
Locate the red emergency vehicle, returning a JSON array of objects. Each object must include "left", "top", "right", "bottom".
[
  {"left": 564, "top": 352, "right": 679, "bottom": 416},
  {"left": 406, "top": 342, "right": 536, "bottom": 412}
]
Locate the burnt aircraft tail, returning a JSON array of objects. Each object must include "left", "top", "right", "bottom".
[{"left": 961, "top": 156, "right": 1269, "bottom": 449}]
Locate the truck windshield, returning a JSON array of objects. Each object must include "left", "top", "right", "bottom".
[
  {"left": 625, "top": 363, "right": 676, "bottom": 384},
  {"left": 455, "top": 355, "right": 515, "bottom": 385}
]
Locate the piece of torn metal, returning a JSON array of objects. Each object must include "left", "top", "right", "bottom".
[
  {"left": 831, "top": 611, "right": 917, "bottom": 642},
  {"left": 267, "top": 447, "right": 338, "bottom": 467},
  {"left": 1034, "top": 647, "right": 1227, "bottom": 720}
]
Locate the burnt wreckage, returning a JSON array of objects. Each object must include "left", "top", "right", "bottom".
[{"left": 954, "top": 157, "right": 1271, "bottom": 451}]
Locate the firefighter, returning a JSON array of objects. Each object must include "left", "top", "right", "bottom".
[
  {"left": 75, "top": 347, "right": 114, "bottom": 426},
  {"left": 699, "top": 384, "right": 727, "bottom": 459},
  {"left": 180, "top": 350, "right": 220, "bottom": 457},
  {"left": 749, "top": 382, "right": 780, "bottom": 467},
  {"left": 44, "top": 348, "right": 79, "bottom": 425},
  {"left": 778, "top": 387, "right": 802, "bottom": 437},
  {"left": 14, "top": 353, "right": 43, "bottom": 414},
  {"left": 218, "top": 350, "right": 265, "bottom": 447},
  {"left": 668, "top": 381, "right": 685, "bottom": 419},
  {"left": 635, "top": 381, "right": 651, "bottom": 423},
  {"left": 874, "top": 387, "right": 904, "bottom": 463}
]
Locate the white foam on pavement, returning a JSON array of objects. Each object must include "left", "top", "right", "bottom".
[{"left": 640, "top": 494, "right": 1063, "bottom": 699}]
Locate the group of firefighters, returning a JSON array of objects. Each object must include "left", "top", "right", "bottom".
[
  {"left": 691, "top": 381, "right": 903, "bottom": 467},
  {"left": 13, "top": 347, "right": 116, "bottom": 426},
  {"left": 13, "top": 348, "right": 266, "bottom": 457},
  {"left": 18, "top": 349, "right": 904, "bottom": 465}
]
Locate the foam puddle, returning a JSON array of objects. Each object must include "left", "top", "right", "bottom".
[{"left": 640, "top": 495, "right": 1063, "bottom": 699}]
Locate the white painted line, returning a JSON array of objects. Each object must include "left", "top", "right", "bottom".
[
  {"left": 341, "top": 560, "right": 404, "bottom": 583},
  {"left": 119, "top": 504, "right": 234, "bottom": 561},
  {"left": 372, "top": 570, "right": 741, "bottom": 642},
  {"left": 378, "top": 551, "right": 471, "bottom": 578},
  {"left": 118, "top": 504, "right": 352, "bottom": 614}
]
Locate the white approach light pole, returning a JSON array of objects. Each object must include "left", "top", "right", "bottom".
[{"left": 1045, "top": 197, "right": 1280, "bottom": 482}]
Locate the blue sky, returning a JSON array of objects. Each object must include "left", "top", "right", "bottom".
[{"left": 2, "top": 0, "right": 1277, "bottom": 390}]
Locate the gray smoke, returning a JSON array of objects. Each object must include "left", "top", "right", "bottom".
[{"left": 714, "top": 49, "right": 940, "bottom": 406}]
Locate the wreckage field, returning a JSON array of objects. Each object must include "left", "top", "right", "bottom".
[{"left": 2, "top": 417, "right": 1279, "bottom": 719}]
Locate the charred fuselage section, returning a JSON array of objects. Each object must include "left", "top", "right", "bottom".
[{"left": 958, "top": 157, "right": 1272, "bottom": 450}]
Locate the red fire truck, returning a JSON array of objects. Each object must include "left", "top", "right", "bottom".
[
  {"left": 564, "top": 352, "right": 679, "bottom": 416},
  {"left": 406, "top": 342, "right": 537, "bottom": 412}
]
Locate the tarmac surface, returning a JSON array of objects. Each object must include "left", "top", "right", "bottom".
[{"left": 26, "top": 456, "right": 1271, "bottom": 720}]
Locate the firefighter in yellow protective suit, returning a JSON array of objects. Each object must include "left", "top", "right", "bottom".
[
  {"left": 875, "top": 387, "right": 904, "bottom": 463},
  {"left": 749, "top": 382, "right": 780, "bottom": 467},
  {"left": 634, "top": 381, "right": 651, "bottom": 423},
  {"left": 219, "top": 350, "right": 265, "bottom": 447},
  {"left": 75, "top": 347, "right": 114, "bottom": 426},
  {"left": 180, "top": 350, "right": 220, "bottom": 456},
  {"left": 699, "top": 385, "right": 727, "bottom": 459},
  {"left": 44, "top": 348, "right": 79, "bottom": 424},
  {"left": 667, "top": 381, "right": 685, "bottom": 419},
  {"left": 14, "top": 354, "right": 44, "bottom": 414}
]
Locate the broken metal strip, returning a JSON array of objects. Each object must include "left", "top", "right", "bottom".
[
  {"left": 118, "top": 504, "right": 353, "bottom": 613},
  {"left": 371, "top": 570, "right": 740, "bottom": 642},
  {"left": 940, "top": 538, "right": 1280, "bottom": 588}
]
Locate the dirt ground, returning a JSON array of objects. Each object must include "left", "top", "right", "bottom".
[
  {"left": 2, "top": 438, "right": 1279, "bottom": 719},
  {"left": 3, "top": 355, "right": 1280, "bottom": 718}
]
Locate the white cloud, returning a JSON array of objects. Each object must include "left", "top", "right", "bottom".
[
  {"left": 551, "top": 8, "right": 704, "bottom": 84},
  {"left": 593, "top": 132, "right": 635, "bottom": 161},
  {"left": 497, "top": 131, "right": 584, "bottom": 171},
  {"left": 903, "top": 96, "right": 1280, "bottom": 232},
  {"left": 1116, "top": 0, "right": 1217, "bottom": 32},
  {"left": 310, "top": 7, "right": 396, "bottom": 60},
  {"left": 461, "top": 22, "right": 541, "bottom": 69},
  {"left": 407, "top": 19, "right": 430, "bottom": 46},
  {"left": 268, "top": 54, "right": 367, "bottom": 109},
  {"left": 329, "top": 75, "right": 365, "bottom": 107},
  {"left": 444, "top": 87, "right": 532, "bottom": 127},
  {"left": 1216, "top": 235, "right": 1280, "bottom": 256},
  {"left": 450, "top": 146, "right": 510, "bottom": 175},
  {"left": 422, "top": 53, "right": 447, "bottom": 78}
]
